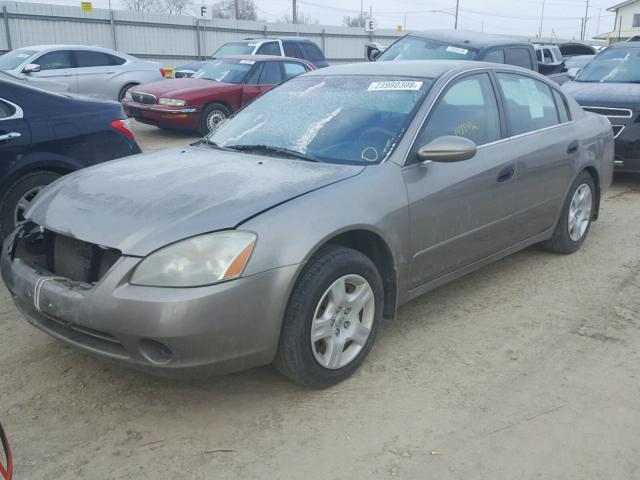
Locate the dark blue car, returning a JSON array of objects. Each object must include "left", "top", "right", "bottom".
[{"left": 0, "top": 72, "right": 141, "bottom": 238}]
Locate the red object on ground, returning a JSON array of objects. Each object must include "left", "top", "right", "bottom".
[{"left": 0, "top": 422, "right": 12, "bottom": 480}]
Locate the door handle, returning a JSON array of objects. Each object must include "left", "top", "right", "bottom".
[
  {"left": 567, "top": 140, "right": 579, "bottom": 154},
  {"left": 497, "top": 164, "right": 516, "bottom": 183},
  {"left": 0, "top": 132, "right": 21, "bottom": 142}
]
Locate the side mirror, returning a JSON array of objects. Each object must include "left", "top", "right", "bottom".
[
  {"left": 417, "top": 136, "right": 477, "bottom": 163},
  {"left": 567, "top": 67, "right": 582, "bottom": 80},
  {"left": 365, "top": 43, "right": 384, "bottom": 62},
  {"left": 22, "top": 63, "right": 40, "bottom": 74},
  {"left": 0, "top": 422, "right": 12, "bottom": 480}
]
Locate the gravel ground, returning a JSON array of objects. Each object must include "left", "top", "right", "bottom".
[{"left": 1, "top": 121, "right": 640, "bottom": 479}]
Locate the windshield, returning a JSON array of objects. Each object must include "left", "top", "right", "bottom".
[
  {"left": 0, "top": 49, "right": 37, "bottom": 70},
  {"left": 209, "top": 75, "right": 432, "bottom": 165},
  {"left": 212, "top": 42, "right": 256, "bottom": 57},
  {"left": 378, "top": 36, "right": 478, "bottom": 61},
  {"left": 193, "top": 59, "right": 253, "bottom": 83},
  {"left": 575, "top": 48, "right": 640, "bottom": 83}
]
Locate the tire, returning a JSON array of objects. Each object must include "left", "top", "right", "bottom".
[
  {"left": 197, "top": 103, "right": 231, "bottom": 136},
  {"left": 541, "top": 170, "right": 596, "bottom": 254},
  {"left": 0, "top": 171, "right": 61, "bottom": 240},
  {"left": 274, "top": 245, "right": 384, "bottom": 389},
  {"left": 118, "top": 83, "right": 138, "bottom": 102}
]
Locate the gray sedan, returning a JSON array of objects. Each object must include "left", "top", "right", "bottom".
[
  {"left": 0, "top": 45, "right": 164, "bottom": 100},
  {"left": 1, "top": 61, "right": 614, "bottom": 388}
]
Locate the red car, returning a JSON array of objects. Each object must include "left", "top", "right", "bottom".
[{"left": 122, "top": 55, "right": 315, "bottom": 135}]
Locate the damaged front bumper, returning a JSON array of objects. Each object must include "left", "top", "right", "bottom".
[{"left": 1, "top": 230, "right": 296, "bottom": 377}]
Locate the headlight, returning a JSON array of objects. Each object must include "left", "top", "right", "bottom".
[
  {"left": 124, "top": 90, "right": 133, "bottom": 100},
  {"left": 158, "top": 97, "right": 186, "bottom": 107},
  {"left": 130, "top": 231, "right": 256, "bottom": 287}
]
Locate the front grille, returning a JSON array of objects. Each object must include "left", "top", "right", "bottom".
[
  {"left": 583, "top": 106, "right": 633, "bottom": 118},
  {"left": 13, "top": 223, "right": 121, "bottom": 285},
  {"left": 131, "top": 92, "right": 156, "bottom": 104}
]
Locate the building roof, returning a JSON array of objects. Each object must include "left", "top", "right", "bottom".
[{"left": 607, "top": 0, "right": 640, "bottom": 12}]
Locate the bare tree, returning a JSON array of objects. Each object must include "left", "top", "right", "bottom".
[
  {"left": 121, "top": 0, "right": 161, "bottom": 13},
  {"left": 161, "top": 0, "right": 192, "bottom": 15},
  {"left": 343, "top": 13, "right": 370, "bottom": 28},
  {"left": 211, "top": 0, "right": 257, "bottom": 20},
  {"left": 277, "top": 12, "right": 318, "bottom": 25}
]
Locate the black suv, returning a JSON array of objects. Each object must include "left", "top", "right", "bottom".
[
  {"left": 369, "top": 30, "right": 538, "bottom": 72},
  {"left": 175, "top": 38, "right": 328, "bottom": 78},
  {"left": 563, "top": 40, "right": 640, "bottom": 172}
]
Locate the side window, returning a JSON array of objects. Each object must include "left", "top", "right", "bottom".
[
  {"left": 283, "top": 62, "right": 307, "bottom": 79},
  {"left": 417, "top": 73, "right": 502, "bottom": 147},
  {"left": 484, "top": 49, "right": 505, "bottom": 64},
  {"left": 244, "top": 63, "right": 263, "bottom": 84},
  {"left": 256, "top": 42, "right": 281, "bottom": 56},
  {"left": 299, "top": 42, "right": 324, "bottom": 62},
  {"left": 283, "top": 41, "right": 303, "bottom": 58},
  {"left": 543, "top": 49, "right": 553, "bottom": 64},
  {"left": 552, "top": 89, "right": 570, "bottom": 123},
  {"left": 505, "top": 48, "right": 533, "bottom": 70},
  {"left": 34, "top": 50, "right": 75, "bottom": 70},
  {"left": 497, "top": 73, "right": 560, "bottom": 135},
  {"left": 536, "top": 49, "right": 543, "bottom": 62},
  {"left": 74, "top": 50, "right": 113, "bottom": 68},
  {"left": 258, "top": 61, "right": 283, "bottom": 85},
  {"left": 108, "top": 54, "right": 126, "bottom": 66},
  {"left": 634, "top": 14, "right": 640, "bottom": 27},
  {"left": 0, "top": 100, "right": 16, "bottom": 119}
]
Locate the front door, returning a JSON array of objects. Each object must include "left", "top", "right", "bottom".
[
  {"left": 403, "top": 72, "right": 520, "bottom": 289},
  {"left": 0, "top": 97, "right": 31, "bottom": 179},
  {"left": 25, "top": 50, "right": 77, "bottom": 93}
]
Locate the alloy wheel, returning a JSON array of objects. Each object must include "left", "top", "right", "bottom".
[
  {"left": 568, "top": 183, "right": 592, "bottom": 242},
  {"left": 310, "top": 274, "right": 375, "bottom": 370},
  {"left": 206, "top": 110, "right": 227, "bottom": 132},
  {"left": 13, "top": 186, "right": 44, "bottom": 228}
]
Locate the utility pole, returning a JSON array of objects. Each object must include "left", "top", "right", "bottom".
[
  {"left": 292, "top": 0, "right": 297, "bottom": 24},
  {"left": 360, "top": 0, "right": 364, "bottom": 26},
  {"left": 538, "top": 0, "right": 545, "bottom": 39},
  {"left": 596, "top": 8, "right": 602, "bottom": 37},
  {"left": 454, "top": 0, "right": 459, "bottom": 29},
  {"left": 582, "top": 0, "right": 590, "bottom": 40},
  {"left": 234, "top": 0, "right": 239, "bottom": 19}
]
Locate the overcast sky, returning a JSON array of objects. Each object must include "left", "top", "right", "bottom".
[{"left": 35, "top": 0, "right": 618, "bottom": 40}]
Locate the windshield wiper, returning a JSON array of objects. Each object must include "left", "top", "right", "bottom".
[
  {"left": 201, "top": 138, "right": 232, "bottom": 150},
  {"left": 225, "top": 144, "right": 319, "bottom": 162}
]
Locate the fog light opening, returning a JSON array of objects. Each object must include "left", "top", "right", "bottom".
[{"left": 139, "top": 339, "right": 173, "bottom": 364}]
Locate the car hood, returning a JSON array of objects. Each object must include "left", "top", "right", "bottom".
[
  {"left": 563, "top": 81, "right": 640, "bottom": 109},
  {"left": 132, "top": 79, "right": 237, "bottom": 98},
  {"left": 28, "top": 145, "right": 365, "bottom": 256}
]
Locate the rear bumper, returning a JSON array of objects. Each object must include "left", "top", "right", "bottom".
[
  {"left": 122, "top": 100, "right": 201, "bottom": 131},
  {"left": 1, "top": 232, "right": 297, "bottom": 377}
]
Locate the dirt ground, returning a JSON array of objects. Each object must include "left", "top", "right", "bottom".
[{"left": 1, "top": 121, "right": 640, "bottom": 479}]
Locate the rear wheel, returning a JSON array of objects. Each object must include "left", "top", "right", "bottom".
[
  {"left": 197, "top": 103, "right": 231, "bottom": 136},
  {"left": 274, "top": 245, "right": 384, "bottom": 389},
  {"left": 0, "top": 171, "right": 61, "bottom": 240},
  {"left": 541, "top": 170, "right": 595, "bottom": 254},
  {"left": 118, "top": 83, "right": 138, "bottom": 102}
]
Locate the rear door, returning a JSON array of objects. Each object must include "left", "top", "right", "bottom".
[
  {"left": 73, "top": 50, "right": 126, "bottom": 99},
  {"left": 26, "top": 50, "right": 77, "bottom": 92},
  {"left": 402, "top": 72, "right": 520, "bottom": 288},
  {"left": 0, "top": 98, "right": 31, "bottom": 180},
  {"left": 494, "top": 71, "right": 576, "bottom": 240}
]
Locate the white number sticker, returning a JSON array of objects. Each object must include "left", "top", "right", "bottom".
[
  {"left": 368, "top": 81, "right": 423, "bottom": 91},
  {"left": 239, "top": 60, "right": 255, "bottom": 65},
  {"left": 446, "top": 46, "right": 469, "bottom": 55}
]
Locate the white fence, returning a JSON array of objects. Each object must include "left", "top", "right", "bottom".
[{"left": 0, "top": 1, "right": 404, "bottom": 66}]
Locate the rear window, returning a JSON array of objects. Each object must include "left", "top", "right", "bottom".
[{"left": 378, "top": 36, "right": 478, "bottom": 61}]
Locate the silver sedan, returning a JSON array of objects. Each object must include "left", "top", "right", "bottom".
[
  {"left": 0, "top": 45, "right": 164, "bottom": 100},
  {"left": 1, "top": 61, "right": 614, "bottom": 388}
]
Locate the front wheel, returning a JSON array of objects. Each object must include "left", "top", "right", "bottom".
[
  {"left": 197, "top": 103, "right": 231, "bottom": 136},
  {"left": 541, "top": 170, "right": 595, "bottom": 254},
  {"left": 274, "top": 245, "right": 384, "bottom": 389}
]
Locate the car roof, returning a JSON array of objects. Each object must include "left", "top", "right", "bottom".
[
  {"left": 304, "top": 59, "right": 530, "bottom": 78},
  {"left": 241, "top": 37, "right": 315, "bottom": 43},
  {"left": 221, "top": 54, "right": 311, "bottom": 64},
  {"left": 408, "top": 30, "right": 532, "bottom": 49},
  {"left": 608, "top": 40, "right": 640, "bottom": 49}
]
